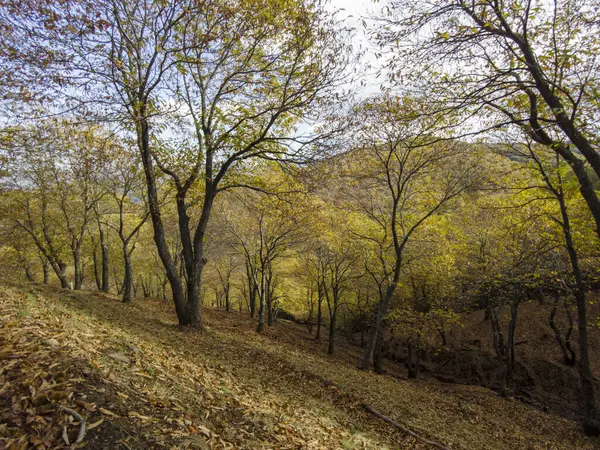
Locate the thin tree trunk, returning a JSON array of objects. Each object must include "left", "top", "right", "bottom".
[
  {"left": 328, "top": 308, "right": 336, "bottom": 355},
  {"left": 92, "top": 241, "right": 101, "bottom": 290},
  {"left": 225, "top": 283, "right": 230, "bottom": 312},
  {"left": 40, "top": 255, "right": 50, "bottom": 285},
  {"left": 72, "top": 245, "right": 83, "bottom": 290},
  {"left": 99, "top": 223, "right": 109, "bottom": 293},
  {"left": 267, "top": 294, "right": 274, "bottom": 326},
  {"left": 407, "top": 339, "right": 419, "bottom": 379},
  {"left": 558, "top": 190, "right": 600, "bottom": 434},
  {"left": 251, "top": 281, "right": 257, "bottom": 318},
  {"left": 24, "top": 265, "right": 34, "bottom": 282},
  {"left": 315, "top": 291, "right": 323, "bottom": 341},
  {"left": 361, "top": 281, "right": 398, "bottom": 370},
  {"left": 256, "top": 295, "right": 265, "bottom": 333},
  {"left": 245, "top": 261, "right": 256, "bottom": 318},
  {"left": 122, "top": 243, "right": 133, "bottom": 303},
  {"left": 506, "top": 301, "right": 519, "bottom": 389},
  {"left": 549, "top": 292, "right": 576, "bottom": 366},
  {"left": 256, "top": 268, "right": 266, "bottom": 333}
]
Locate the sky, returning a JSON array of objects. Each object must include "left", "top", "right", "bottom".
[{"left": 328, "top": 0, "right": 385, "bottom": 98}]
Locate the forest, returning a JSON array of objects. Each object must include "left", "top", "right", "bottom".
[{"left": 1, "top": 0, "right": 600, "bottom": 448}]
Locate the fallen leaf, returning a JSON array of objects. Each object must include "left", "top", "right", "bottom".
[
  {"left": 87, "top": 418, "right": 104, "bottom": 430},
  {"left": 99, "top": 408, "right": 119, "bottom": 417}
]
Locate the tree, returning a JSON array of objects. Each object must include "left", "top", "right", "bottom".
[
  {"left": 341, "top": 95, "right": 476, "bottom": 371},
  {"left": 50, "top": 123, "right": 106, "bottom": 290},
  {"left": 302, "top": 204, "right": 357, "bottom": 353},
  {"left": 227, "top": 188, "right": 301, "bottom": 333},
  {"left": 374, "top": 0, "right": 600, "bottom": 239},
  {"left": 322, "top": 250, "right": 355, "bottom": 355},
  {"left": 4, "top": 121, "right": 107, "bottom": 289},
  {"left": 385, "top": 214, "right": 464, "bottom": 377},
  {"left": 91, "top": 202, "right": 110, "bottom": 293},
  {"left": 508, "top": 137, "right": 600, "bottom": 433},
  {"left": 102, "top": 145, "right": 150, "bottom": 303},
  {"left": 9, "top": 0, "right": 351, "bottom": 327}
]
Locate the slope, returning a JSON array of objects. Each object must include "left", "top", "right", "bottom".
[{"left": 0, "top": 281, "right": 597, "bottom": 450}]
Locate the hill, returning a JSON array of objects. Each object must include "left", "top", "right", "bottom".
[
  {"left": 1, "top": 282, "right": 599, "bottom": 449},
  {"left": 379, "top": 298, "right": 600, "bottom": 421}
]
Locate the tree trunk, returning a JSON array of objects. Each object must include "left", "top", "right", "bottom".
[
  {"left": 483, "top": 299, "right": 491, "bottom": 320},
  {"left": 267, "top": 294, "right": 274, "bottom": 327},
  {"left": 489, "top": 306, "right": 505, "bottom": 359},
  {"left": 137, "top": 114, "right": 189, "bottom": 326},
  {"left": 506, "top": 301, "right": 519, "bottom": 390},
  {"left": 558, "top": 192, "right": 600, "bottom": 434},
  {"left": 56, "top": 262, "right": 69, "bottom": 289},
  {"left": 245, "top": 261, "right": 256, "bottom": 318},
  {"left": 256, "top": 292, "right": 265, "bottom": 333},
  {"left": 553, "top": 146, "right": 600, "bottom": 239},
  {"left": 361, "top": 281, "right": 398, "bottom": 370},
  {"left": 315, "top": 294, "right": 323, "bottom": 341},
  {"left": 92, "top": 243, "right": 101, "bottom": 290},
  {"left": 250, "top": 282, "right": 257, "bottom": 318},
  {"left": 99, "top": 224, "right": 109, "bottom": 293},
  {"left": 185, "top": 256, "right": 204, "bottom": 328},
  {"left": 328, "top": 309, "right": 336, "bottom": 355},
  {"left": 72, "top": 245, "right": 83, "bottom": 290},
  {"left": 256, "top": 265, "right": 266, "bottom": 333},
  {"left": 113, "top": 267, "right": 124, "bottom": 295},
  {"left": 24, "top": 265, "right": 33, "bottom": 282},
  {"left": 41, "top": 256, "right": 50, "bottom": 285},
  {"left": 373, "top": 327, "right": 384, "bottom": 374},
  {"left": 316, "top": 277, "right": 324, "bottom": 341},
  {"left": 407, "top": 339, "right": 419, "bottom": 379},
  {"left": 550, "top": 179, "right": 600, "bottom": 432},
  {"left": 549, "top": 292, "right": 576, "bottom": 366},
  {"left": 122, "top": 244, "right": 133, "bottom": 303}
]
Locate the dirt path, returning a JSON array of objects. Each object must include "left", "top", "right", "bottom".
[{"left": 1, "top": 282, "right": 598, "bottom": 449}]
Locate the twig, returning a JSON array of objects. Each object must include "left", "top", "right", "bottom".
[
  {"left": 59, "top": 405, "right": 86, "bottom": 444},
  {"left": 362, "top": 403, "right": 450, "bottom": 450}
]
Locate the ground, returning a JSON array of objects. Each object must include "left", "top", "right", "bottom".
[{"left": 1, "top": 282, "right": 598, "bottom": 449}]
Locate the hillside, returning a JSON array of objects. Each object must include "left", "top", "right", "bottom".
[
  {"left": 444, "top": 300, "right": 600, "bottom": 418},
  {"left": 1, "top": 281, "right": 598, "bottom": 450},
  {"left": 377, "top": 299, "right": 600, "bottom": 420}
]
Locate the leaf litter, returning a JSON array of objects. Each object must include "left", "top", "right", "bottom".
[{"left": 0, "top": 282, "right": 598, "bottom": 449}]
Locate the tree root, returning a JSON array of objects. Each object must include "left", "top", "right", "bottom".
[
  {"left": 58, "top": 405, "right": 86, "bottom": 445},
  {"left": 361, "top": 403, "right": 450, "bottom": 450}
]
